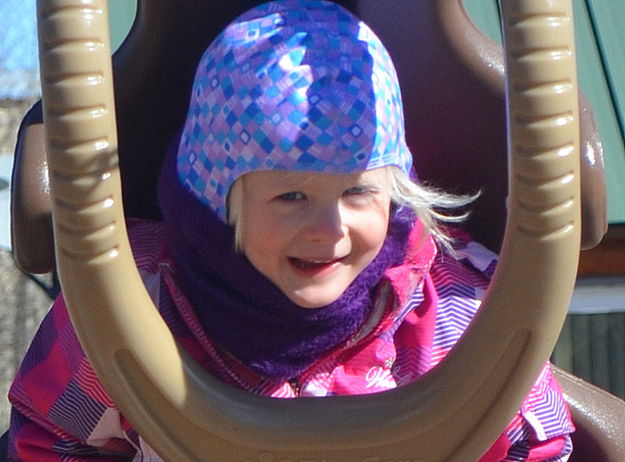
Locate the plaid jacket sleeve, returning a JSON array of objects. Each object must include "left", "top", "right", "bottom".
[
  {"left": 7, "top": 219, "right": 166, "bottom": 461},
  {"left": 7, "top": 295, "right": 138, "bottom": 461}
]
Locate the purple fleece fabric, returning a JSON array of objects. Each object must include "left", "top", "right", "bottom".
[{"left": 159, "top": 140, "right": 415, "bottom": 380}]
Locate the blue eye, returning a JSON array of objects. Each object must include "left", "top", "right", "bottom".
[
  {"left": 345, "top": 185, "right": 370, "bottom": 196},
  {"left": 278, "top": 191, "right": 305, "bottom": 201}
]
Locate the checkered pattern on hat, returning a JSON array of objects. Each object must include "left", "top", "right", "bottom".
[{"left": 177, "top": 0, "right": 413, "bottom": 221}]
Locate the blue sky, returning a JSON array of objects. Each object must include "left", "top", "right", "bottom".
[
  {"left": 0, "top": 0, "right": 38, "bottom": 71},
  {"left": 0, "top": 0, "right": 40, "bottom": 98}
]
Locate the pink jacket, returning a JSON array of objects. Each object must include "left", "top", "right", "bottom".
[{"left": 8, "top": 219, "right": 574, "bottom": 461}]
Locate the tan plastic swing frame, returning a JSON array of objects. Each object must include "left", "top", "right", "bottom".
[{"left": 37, "top": 0, "right": 580, "bottom": 460}]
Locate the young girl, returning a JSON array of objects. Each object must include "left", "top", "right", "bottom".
[{"left": 7, "top": 1, "right": 574, "bottom": 460}]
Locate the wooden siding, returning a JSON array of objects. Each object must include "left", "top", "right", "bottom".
[{"left": 553, "top": 313, "right": 625, "bottom": 399}]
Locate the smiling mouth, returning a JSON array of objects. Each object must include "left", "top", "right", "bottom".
[{"left": 288, "top": 256, "right": 347, "bottom": 273}]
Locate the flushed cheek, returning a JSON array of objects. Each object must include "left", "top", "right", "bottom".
[
  {"left": 242, "top": 231, "right": 278, "bottom": 273},
  {"left": 354, "top": 218, "right": 388, "bottom": 257}
]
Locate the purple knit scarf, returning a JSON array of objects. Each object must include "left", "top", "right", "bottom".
[{"left": 159, "top": 143, "right": 415, "bottom": 380}]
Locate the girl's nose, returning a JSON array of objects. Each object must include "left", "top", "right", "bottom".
[{"left": 303, "top": 202, "right": 346, "bottom": 241}]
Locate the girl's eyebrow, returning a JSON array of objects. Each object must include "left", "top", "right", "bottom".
[
  {"left": 262, "top": 170, "right": 387, "bottom": 191},
  {"left": 349, "top": 181, "right": 374, "bottom": 189},
  {"left": 356, "top": 176, "right": 387, "bottom": 189},
  {"left": 271, "top": 173, "right": 321, "bottom": 189},
  {"left": 358, "top": 176, "right": 382, "bottom": 186}
]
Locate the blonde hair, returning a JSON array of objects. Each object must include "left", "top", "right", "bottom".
[
  {"left": 227, "top": 166, "right": 477, "bottom": 252},
  {"left": 227, "top": 178, "right": 246, "bottom": 251},
  {"left": 386, "top": 166, "right": 477, "bottom": 251}
]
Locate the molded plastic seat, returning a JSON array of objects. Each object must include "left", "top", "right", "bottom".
[
  {"left": 9, "top": 0, "right": 622, "bottom": 460},
  {"left": 554, "top": 366, "right": 625, "bottom": 461}
]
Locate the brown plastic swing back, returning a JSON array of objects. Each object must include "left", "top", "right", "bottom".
[{"left": 12, "top": 0, "right": 606, "bottom": 274}]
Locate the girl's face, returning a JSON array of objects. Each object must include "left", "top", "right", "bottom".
[{"left": 239, "top": 168, "right": 392, "bottom": 308}]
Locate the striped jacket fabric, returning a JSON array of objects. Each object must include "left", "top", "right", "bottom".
[{"left": 8, "top": 219, "right": 574, "bottom": 461}]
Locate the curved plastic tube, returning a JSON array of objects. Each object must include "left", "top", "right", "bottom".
[{"left": 37, "top": 0, "right": 580, "bottom": 460}]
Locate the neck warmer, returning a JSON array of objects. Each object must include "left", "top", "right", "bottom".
[{"left": 159, "top": 144, "right": 415, "bottom": 380}]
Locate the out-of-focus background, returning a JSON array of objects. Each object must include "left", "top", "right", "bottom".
[{"left": 1, "top": 0, "right": 624, "bottom": 434}]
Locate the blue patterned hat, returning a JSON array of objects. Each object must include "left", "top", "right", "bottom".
[{"left": 177, "top": 0, "right": 413, "bottom": 221}]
